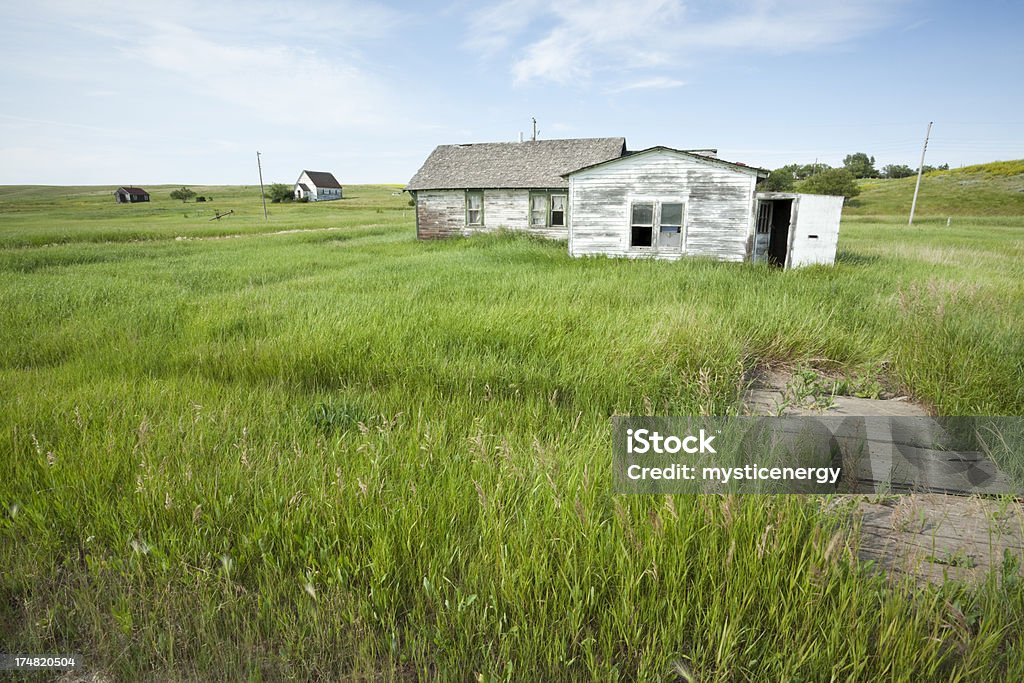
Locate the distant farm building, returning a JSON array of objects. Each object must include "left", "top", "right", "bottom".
[
  {"left": 114, "top": 186, "right": 150, "bottom": 203},
  {"left": 294, "top": 171, "right": 343, "bottom": 201},
  {"left": 406, "top": 138, "right": 843, "bottom": 268}
]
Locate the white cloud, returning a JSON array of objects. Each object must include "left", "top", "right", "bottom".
[
  {"left": 466, "top": 0, "right": 901, "bottom": 85},
  {"left": 504, "top": 0, "right": 682, "bottom": 85},
  {"left": 127, "top": 22, "right": 395, "bottom": 129},
  {"left": 5, "top": 0, "right": 406, "bottom": 131}
]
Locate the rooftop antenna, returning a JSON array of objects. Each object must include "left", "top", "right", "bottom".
[{"left": 531, "top": 117, "right": 537, "bottom": 141}]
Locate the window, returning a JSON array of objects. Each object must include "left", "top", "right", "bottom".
[
  {"left": 530, "top": 194, "right": 547, "bottom": 227},
  {"left": 466, "top": 191, "right": 483, "bottom": 226},
  {"left": 657, "top": 203, "right": 683, "bottom": 250},
  {"left": 529, "top": 191, "right": 569, "bottom": 228},
  {"left": 756, "top": 202, "right": 772, "bottom": 234},
  {"left": 660, "top": 203, "right": 682, "bottom": 231},
  {"left": 550, "top": 195, "right": 566, "bottom": 227},
  {"left": 631, "top": 201, "right": 686, "bottom": 250},
  {"left": 630, "top": 202, "right": 654, "bottom": 247}
]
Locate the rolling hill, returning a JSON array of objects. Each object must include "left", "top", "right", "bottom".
[{"left": 845, "top": 160, "right": 1024, "bottom": 217}]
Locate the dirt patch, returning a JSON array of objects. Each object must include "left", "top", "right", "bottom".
[{"left": 742, "top": 364, "right": 921, "bottom": 417}]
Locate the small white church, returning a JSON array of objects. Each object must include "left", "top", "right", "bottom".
[{"left": 294, "top": 170, "right": 343, "bottom": 201}]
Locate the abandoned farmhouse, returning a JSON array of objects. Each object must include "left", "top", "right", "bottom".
[
  {"left": 293, "top": 170, "right": 343, "bottom": 201},
  {"left": 114, "top": 186, "right": 150, "bottom": 203},
  {"left": 406, "top": 138, "right": 843, "bottom": 268}
]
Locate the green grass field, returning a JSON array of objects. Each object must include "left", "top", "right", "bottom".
[
  {"left": 846, "top": 160, "right": 1024, "bottom": 217},
  {"left": 1, "top": 177, "right": 1023, "bottom": 680}
]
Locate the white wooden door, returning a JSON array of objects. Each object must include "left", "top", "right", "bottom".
[{"left": 788, "top": 194, "right": 844, "bottom": 267}]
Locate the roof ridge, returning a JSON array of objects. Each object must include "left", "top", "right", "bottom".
[{"left": 406, "top": 137, "right": 627, "bottom": 191}]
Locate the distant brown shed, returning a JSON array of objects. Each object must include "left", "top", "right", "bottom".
[{"left": 114, "top": 186, "right": 150, "bottom": 203}]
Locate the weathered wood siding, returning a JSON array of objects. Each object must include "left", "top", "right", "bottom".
[
  {"left": 481, "top": 189, "right": 530, "bottom": 233},
  {"left": 568, "top": 150, "right": 758, "bottom": 261},
  {"left": 415, "top": 189, "right": 568, "bottom": 240},
  {"left": 415, "top": 190, "right": 468, "bottom": 239}
]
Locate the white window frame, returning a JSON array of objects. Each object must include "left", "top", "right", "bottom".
[
  {"left": 629, "top": 200, "right": 656, "bottom": 250},
  {"left": 529, "top": 192, "right": 548, "bottom": 228},
  {"left": 549, "top": 194, "right": 567, "bottom": 227},
  {"left": 627, "top": 198, "right": 688, "bottom": 253},
  {"left": 466, "top": 190, "right": 484, "bottom": 226},
  {"left": 657, "top": 201, "right": 685, "bottom": 252}
]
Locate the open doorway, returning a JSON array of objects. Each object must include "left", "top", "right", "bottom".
[{"left": 766, "top": 199, "right": 793, "bottom": 267}]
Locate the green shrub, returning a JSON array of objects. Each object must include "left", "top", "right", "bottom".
[
  {"left": 267, "top": 183, "right": 293, "bottom": 203},
  {"left": 169, "top": 187, "right": 196, "bottom": 202},
  {"left": 799, "top": 168, "right": 861, "bottom": 199}
]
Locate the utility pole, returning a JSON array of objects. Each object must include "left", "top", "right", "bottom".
[
  {"left": 908, "top": 121, "right": 932, "bottom": 226},
  {"left": 531, "top": 117, "right": 537, "bottom": 141},
  {"left": 256, "top": 150, "right": 268, "bottom": 222}
]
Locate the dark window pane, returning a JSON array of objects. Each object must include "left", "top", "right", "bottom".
[
  {"left": 631, "top": 225, "right": 653, "bottom": 247},
  {"left": 632, "top": 203, "right": 654, "bottom": 225},
  {"left": 551, "top": 210, "right": 565, "bottom": 226},
  {"left": 661, "top": 202, "right": 682, "bottom": 226}
]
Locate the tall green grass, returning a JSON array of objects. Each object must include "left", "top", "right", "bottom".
[{"left": 1, "top": 186, "right": 1022, "bottom": 680}]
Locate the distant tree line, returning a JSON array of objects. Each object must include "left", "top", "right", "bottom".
[{"left": 759, "top": 152, "right": 950, "bottom": 199}]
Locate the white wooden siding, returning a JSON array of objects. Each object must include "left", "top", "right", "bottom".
[
  {"left": 568, "top": 150, "right": 758, "bottom": 261},
  {"left": 483, "top": 190, "right": 530, "bottom": 232},
  {"left": 787, "top": 194, "right": 843, "bottom": 267}
]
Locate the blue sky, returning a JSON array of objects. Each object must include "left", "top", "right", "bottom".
[{"left": 1, "top": 0, "right": 1022, "bottom": 185}]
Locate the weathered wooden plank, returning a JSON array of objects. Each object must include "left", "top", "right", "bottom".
[
  {"left": 415, "top": 188, "right": 569, "bottom": 240},
  {"left": 852, "top": 494, "right": 1024, "bottom": 585}
]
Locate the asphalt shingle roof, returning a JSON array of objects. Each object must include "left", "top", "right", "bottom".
[
  {"left": 405, "top": 137, "right": 626, "bottom": 191},
  {"left": 302, "top": 171, "right": 342, "bottom": 189}
]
